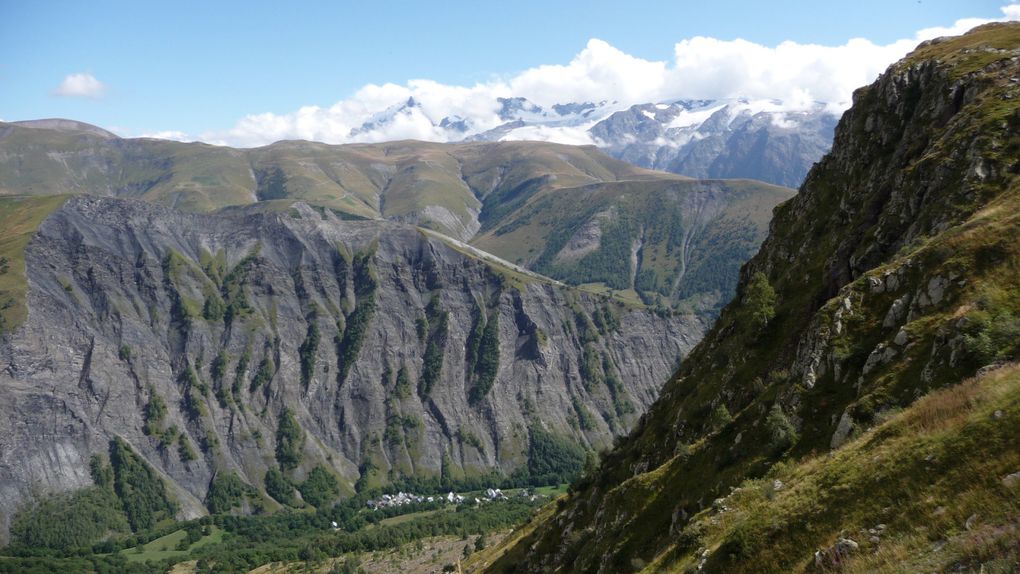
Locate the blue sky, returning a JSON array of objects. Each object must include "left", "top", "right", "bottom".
[{"left": 0, "top": 1, "right": 1014, "bottom": 144}]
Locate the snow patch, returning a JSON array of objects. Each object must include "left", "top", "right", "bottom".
[
  {"left": 666, "top": 104, "right": 727, "bottom": 129},
  {"left": 770, "top": 114, "right": 799, "bottom": 129}
]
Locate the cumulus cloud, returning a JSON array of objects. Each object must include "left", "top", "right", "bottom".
[
  {"left": 53, "top": 73, "right": 106, "bottom": 98},
  {"left": 509, "top": 39, "right": 669, "bottom": 107},
  {"left": 199, "top": 4, "right": 1020, "bottom": 147}
]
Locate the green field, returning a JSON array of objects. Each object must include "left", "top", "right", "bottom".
[{"left": 120, "top": 526, "right": 224, "bottom": 563}]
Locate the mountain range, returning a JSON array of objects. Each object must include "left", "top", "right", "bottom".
[{"left": 342, "top": 95, "right": 838, "bottom": 189}]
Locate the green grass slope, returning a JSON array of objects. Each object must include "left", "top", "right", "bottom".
[
  {"left": 472, "top": 178, "right": 792, "bottom": 312},
  {"left": 0, "top": 195, "right": 71, "bottom": 333},
  {"left": 0, "top": 129, "right": 682, "bottom": 232},
  {"left": 657, "top": 364, "right": 1019, "bottom": 573},
  {"left": 0, "top": 126, "right": 255, "bottom": 211},
  {"left": 480, "top": 22, "right": 1020, "bottom": 574}
]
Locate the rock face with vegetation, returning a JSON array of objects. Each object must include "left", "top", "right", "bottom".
[
  {"left": 0, "top": 194, "right": 705, "bottom": 539},
  {"left": 0, "top": 132, "right": 792, "bottom": 311},
  {"left": 480, "top": 23, "right": 1020, "bottom": 574}
]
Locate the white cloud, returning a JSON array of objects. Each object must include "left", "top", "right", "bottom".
[
  {"left": 501, "top": 125, "right": 598, "bottom": 146},
  {"left": 197, "top": 4, "right": 1020, "bottom": 147},
  {"left": 139, "top": 130, "right": 190, "bottom": 141},
  {"left": 509, "top": 39, "right": 668, "bottom": 107},
  {"left": 53, "top": 73, "right": 106, "bottom": 98}
]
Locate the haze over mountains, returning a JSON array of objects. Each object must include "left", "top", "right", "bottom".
[{"left": 18, "top": 95, "right": 837, "bottom": 189}]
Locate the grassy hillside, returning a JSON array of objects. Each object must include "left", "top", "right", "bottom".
[
  {"left": 471, "top": 366, "right": 1019, "bottom": 573},
  {"left": 0, "top": 130, "right": 681, "bottom": 233},
  {"left": 0, "top": 126, "right": 255, "bottom": 211},
  {"left": 0, "top": 195, "right": 70, "bottom": 333},
  {"left": 659, "top": 364, "right": 1019, "bottom": 574},
  {"left": 473, "top": 178, "right": 792, "bottom": 311},
  {"left": 0, "top": 129, "right": 791, "bottom": 310},
  {"left": 479, "top": 22, "right": 1020, "bottom": 573}
]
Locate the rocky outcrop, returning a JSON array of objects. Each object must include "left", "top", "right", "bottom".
[{"left": 0, "top": 196, "right": 704, "bottom": 538}]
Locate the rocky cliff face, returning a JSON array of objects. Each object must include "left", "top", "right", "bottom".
[
  {"left": 481, "top": 23, "right": 1020, "bottom": 574},
  {"left": 0, "top": 196, "right": 703, "bottom": 537}
]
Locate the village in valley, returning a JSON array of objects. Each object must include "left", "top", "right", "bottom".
[{"left": 364, "top": 488, "right": 532, "bottom": 511}]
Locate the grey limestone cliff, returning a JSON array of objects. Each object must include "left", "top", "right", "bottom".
[{"left": 0, "top": 196, "right": 704, "bottom": 536}]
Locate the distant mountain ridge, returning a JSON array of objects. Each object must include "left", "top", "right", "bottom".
[
  {"left": 5, "top": 90, "right": 837, "bottom": 189},
  {"left": 589, "top": 99, "right": 838, "bottom": 188},
  {"left": 7, "top": 118, "right": 119, "bottom": 139},
  {"left": 346, "top": 95, "right": 838, "bottom": 188}
]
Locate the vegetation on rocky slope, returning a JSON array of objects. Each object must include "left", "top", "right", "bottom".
[
  {"left": 1, "top": 473, "right": 562, "bottom": 573},
  {"left": 665, "top": 364, "right": 1020, "bottom": 574},
  {"left": 473, "top": 178, "right": 791, "bottom": 311},
  {"left": 478, "top": 23, "right": 1020, "bottom": 573}
]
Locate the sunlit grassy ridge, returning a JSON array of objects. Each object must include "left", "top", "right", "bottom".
[
  {"left": 470, "top": 367, "right": 1020, "bottom": 573},
  {"left": 0, "top": 134, "right": 682, "bottom": 228}
]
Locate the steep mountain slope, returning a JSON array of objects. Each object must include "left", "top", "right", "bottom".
[
  {"left": 0, "top": 133, "right": 792, "bottom": 310},
  {"left": 479, "top": 23, "right": 1020, "bottom": 574},
  {"left": 0, "top": 196, "right": 704, "bottom": 539}
]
